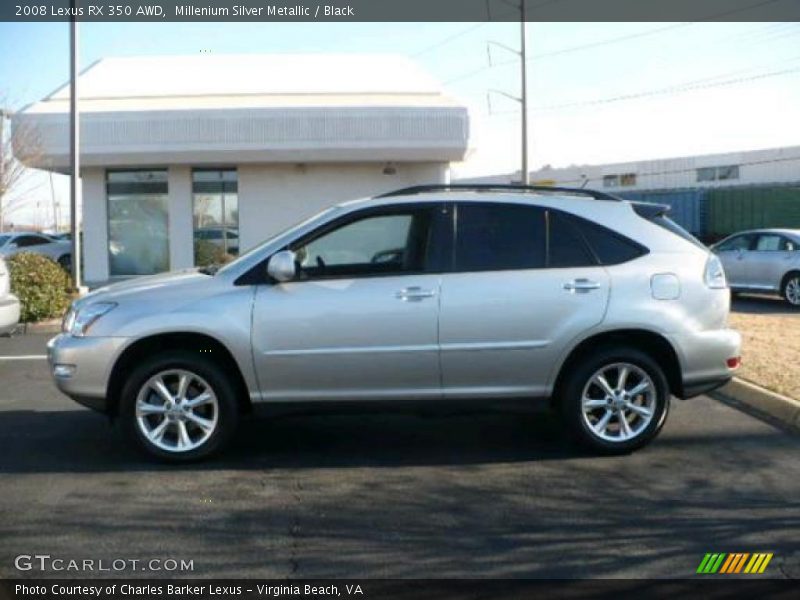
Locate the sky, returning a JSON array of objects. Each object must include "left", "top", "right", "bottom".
[{"left": 0, "top": 20, "right": 799, "bottom": 227}]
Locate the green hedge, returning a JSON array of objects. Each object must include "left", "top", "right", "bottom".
[{"left": 7, "top": 252, "right": 72, "bottom": 322}]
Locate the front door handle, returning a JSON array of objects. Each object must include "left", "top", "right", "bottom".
[
  {"left": 563, "top": 279, "right": 601, "bottom": 293},
  {"left": 395, "top": 286, "right": 437, "bottom": 301}
]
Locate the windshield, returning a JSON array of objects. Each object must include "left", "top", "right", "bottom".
[
  {"left": 0, "top": 235, "right": 8, "bottom": 247},
  {"left": 216, "top": 206, "right": 340, "bottom": 275}
]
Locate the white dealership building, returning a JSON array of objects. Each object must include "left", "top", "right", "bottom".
[{"left": 14, "top": 54, "right": 469, "bottom": 284}]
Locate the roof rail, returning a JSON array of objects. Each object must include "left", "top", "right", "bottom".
[{"left": 375, "top": 184, "right": 622, "bottom": 202}]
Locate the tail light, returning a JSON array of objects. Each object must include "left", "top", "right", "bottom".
[{"left": 704, "top": 254, "right": 728, "bottom": 289}]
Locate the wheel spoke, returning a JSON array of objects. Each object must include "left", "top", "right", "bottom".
[
  {"left": 626, "top": 402, "right": 653, "bottom": 419},
  {"left": 583, "top": 398, "right": 608, "bottom": 409},
  {"left": 177, "top": 373, "right": 191, "bottom": 401},
  {"left": 627, "top": 380, "right": 651, "bottom": 397},
  {"left": 137, "top": 402, "right": 167, "bottom": 416},
  {"left": 619, "top": 412, "right": 633, "bottom": 439},
  {"left": 593, "top": 410, "right": 613, "bottom": 435},
  {"left": 176, "top": 420, "right": 191, "bottom": 449},
  {"left": 184, "top": 392, "right": 212, "bottom": 409},
  {"left": 593, "top": 374, "right": 615, "bottom": 397},
  {"left": 617, "top": 366, "right": 630, "bottom": 392},
  {"left": 186, "top": 413, "right": 215, "bottom": 433},
  {"left": 148, "top": 418, "right": 170, "bottom": 443},
  {"left": 152, "top": 377, "right": 173, "bottom": 404}
]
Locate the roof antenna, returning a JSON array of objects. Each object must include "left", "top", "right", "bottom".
[{"left": 579, "top": 175, "right": 589, "bottom": 189}]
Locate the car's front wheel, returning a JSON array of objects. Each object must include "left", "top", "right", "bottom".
[
  {"left": 120, "top": 351, "right": 239, "bottom": 461},
  {"left": 781, "top": 273, "right": 800, "bottom": 308},
  {"left": 559, "top": 347, "right": 670, "bottom": 454}
]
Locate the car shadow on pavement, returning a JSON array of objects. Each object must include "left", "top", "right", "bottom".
[
  {"left": 732, "top": 294, "right": 799, "bottom": 315},
  {"left": 0, "top": 407, "right": 594, "bottom": 474}
]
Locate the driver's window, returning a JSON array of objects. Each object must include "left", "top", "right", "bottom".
[{"left": 292, "top": 210, "right": 430, "bottom": 279}]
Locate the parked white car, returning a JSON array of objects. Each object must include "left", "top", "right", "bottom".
[
  {"left": 0, "top": 232, "right": 72, "bottom": 270},
  {"left": 0, "top": 256, "right": 20, "bottom": 335}
]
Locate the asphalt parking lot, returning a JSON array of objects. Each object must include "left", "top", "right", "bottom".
[{"left": 0, "top": 332, "right": 798, "bottom": 579}]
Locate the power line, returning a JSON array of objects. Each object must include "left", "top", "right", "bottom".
[
  {"left": 489, "top": 61, "right": 800, "bottom": 116},
  {"left": 444, "top": 22, "right": 693, "bottom": 85},
  {"left": 443, "top": 0, "right": 790, "bottom": 86},
  {"left": 412, "top": 23, "right": 488, "bottom": 58}
]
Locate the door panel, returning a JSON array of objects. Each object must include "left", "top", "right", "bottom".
[
  {"left": 747, "top": 234, "right": 792, "bottom": 290},
  {"left": 439, "top": 267, "right": 610, "bottom": 397},
  {"left": 715, "top": 234, "right": 754, "bottom": 288},
  {"left": 252, "top": 275, "right": 441, "bottom": 401}
]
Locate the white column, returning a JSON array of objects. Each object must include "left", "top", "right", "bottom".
[
  {"left": 168, "top": 165, "right": 193, "bottom": 271},
  {"left": 81, "top": 167, "right": 108, "bottom": 284}
]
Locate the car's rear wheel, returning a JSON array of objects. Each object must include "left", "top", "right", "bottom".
[
  {"left": 57, "top": 254, "right": 71, "bottom": 272},
  {"left": 559, "top": 347, "right": 670, "bottom": 454},
  {"left": 781, "top": 273, "right": 800, "bottom": 308},
  {"left": 120, "top": 351, "right": 238, "bottom": 461}
]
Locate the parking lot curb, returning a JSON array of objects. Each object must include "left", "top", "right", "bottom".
[
  {"left": 711, "top": 377, "right": 800, "bottom": 433},
  {"left": 20, "top": 318, "right": 61, "bottom": 335}
]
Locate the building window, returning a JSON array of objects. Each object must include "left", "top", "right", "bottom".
[
  {"left": 192, "top": 169, "right": 239, "bottom": 266},
  {"left": 106, "top": 170, "right": 169, "bottom": 276},
  {"left": 697, "top": 165, "right": 739, "bottom": 182},
  {"left": 603, "top": 173, "right": 636, "bottom": 187}
]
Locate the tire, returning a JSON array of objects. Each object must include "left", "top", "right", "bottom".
[
  {"left": 57, "top": 254, "right": 71, "bottom": 273},
  {"left": 781, "top": 273, "right": 800, "bottom": 308},
  {"left": 119, "top": 350, "right": 239, "bottom": 462},
  {"left": 558, "top": 346, "right": 670, "bottom": 455}
]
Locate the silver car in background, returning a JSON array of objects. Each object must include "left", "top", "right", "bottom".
[
  {"left": 47, "top": 185, "right": 741, "bottom": 461},
  {"left": 712, "top": 229, "right": 800, "bottom": 307}
]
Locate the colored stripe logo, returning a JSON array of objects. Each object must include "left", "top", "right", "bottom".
[{"left": 697, "top": 553, "right": 773, "bottom": 574}]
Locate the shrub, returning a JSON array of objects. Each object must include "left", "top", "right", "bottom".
[
  {"left": 194, "top": 240, "right": 236, "bottom": 267},
  {"left": 7, "top": 252, "right": 72, "bottom": 322}
]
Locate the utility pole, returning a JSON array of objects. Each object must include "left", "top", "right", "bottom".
[
  {"left": 486, "top": 0, "right": 529, "bottom": 184},
  {"left": 520, "top": 1, "right": 529, "bottom": 184},
  {"left": 0, "top": 108, "right": 5, "bottom": 232},
  {"left": 69, "top": 2, "right": 83, "bottom": 289}
]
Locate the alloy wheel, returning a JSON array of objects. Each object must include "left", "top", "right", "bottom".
[
  {"left": 135, "top": 369, "right": 219, "bottom": 453},
  {"left": 785, "top": 277, "right": 800, "bottom": 306},
  {"left": 580, "top": 362, "right": 656, "bottom": 443}
]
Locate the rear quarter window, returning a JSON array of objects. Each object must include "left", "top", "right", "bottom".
[{"left": 570, "top": 217, "right": 648, "bottom": 265}]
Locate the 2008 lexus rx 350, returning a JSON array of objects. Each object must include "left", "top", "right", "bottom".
[{"left": 48, "top": 185, "right": 741, "bottom": 461}]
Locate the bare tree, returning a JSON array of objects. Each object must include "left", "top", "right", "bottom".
[{"left": 0, "top": 106, "right": 43, "bottom": 232}]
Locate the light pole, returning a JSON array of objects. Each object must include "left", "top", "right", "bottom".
[
  {"left": 486, "top": 0, "right": 530, "bottom": 184},
  {"left": 69, "top": 2, "right": 83, "bottom": 289}
]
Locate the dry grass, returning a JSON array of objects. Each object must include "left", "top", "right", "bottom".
[{"left": 729, "top": 301, "right": 800, "bottom": 400}]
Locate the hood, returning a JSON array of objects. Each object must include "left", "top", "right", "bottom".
[{"left": 76, "top": 268, "right": 211, "bottom": 307}]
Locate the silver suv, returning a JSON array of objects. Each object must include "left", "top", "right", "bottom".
[{"left": 48, "top": 185, "right": 741, "bottom": 461}]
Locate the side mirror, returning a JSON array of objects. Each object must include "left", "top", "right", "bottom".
[{"left": 267, "top": 250, "right": 296, "bottom": 283}]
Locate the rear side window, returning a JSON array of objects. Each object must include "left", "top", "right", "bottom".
[
  {"left": 454, "top": 203, "right": 545, "bottom": 271},
  {"left": 547, "top": 211, "right": 597, "bottom": 268},
  {"left": 571, "top": 218, "right": 648, "bottom": 265}
]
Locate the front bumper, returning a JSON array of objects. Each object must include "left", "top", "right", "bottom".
[
  {"left": 47, "top": 333, "right": 129, "bottom": 413},
  {"left": 666, "top": 328, "right": 742, "bottom": 399},
  {"left": 0, "top": 294, "right": 20, "bottom": 335}
]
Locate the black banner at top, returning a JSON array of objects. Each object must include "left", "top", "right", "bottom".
[{"left": 3, "top": 0, "right": 800, "bottom": 22}]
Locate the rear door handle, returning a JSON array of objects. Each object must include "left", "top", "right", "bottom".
[
  {"left": 563, "top": 279, "right": 601, "bottom": 293},
  {"left": 395, "top": 286, "right": 437, "bottom": 301}
]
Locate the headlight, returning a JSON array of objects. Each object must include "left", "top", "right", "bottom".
[
  {"left": 65, "top": 302, "right": 117, "bottom": 337},
  {"left": 704, "top": 254, "right": 728, "bottom": 290}
]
